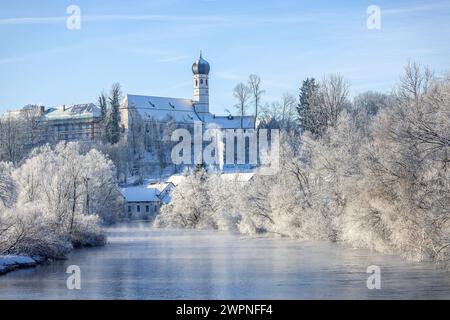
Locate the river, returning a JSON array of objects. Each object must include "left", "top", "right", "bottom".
[{"left": 0, "top": 221, "right": 449, "bottom": 299}]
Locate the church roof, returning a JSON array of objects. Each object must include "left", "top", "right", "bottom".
[
  {"left": 125, "top": 94, "right": 201, "bottom": 124},
  {"left": 125, "top": 94, "right": 255, "bottom": 129}
]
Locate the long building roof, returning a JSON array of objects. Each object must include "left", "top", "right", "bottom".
[{"left": 124, "top": 94, "right": 255, "bottom": 129}]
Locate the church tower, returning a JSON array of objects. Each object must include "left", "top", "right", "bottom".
[{"left": 192, "top": 51, "right": 210, "bottom": 118}]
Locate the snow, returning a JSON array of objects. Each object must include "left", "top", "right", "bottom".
[
  {"left": 126, "top": 94, "right": 200, "bottom": 124},
  {"left": 43, "top": 103, "right": 101, "bottom": 120},
  {"left": 121, "top": 185, "right": 161, "bottom": 202},
  {"left": 125, "top": 94, "right": 255, "bottom": 128},
  {"left": 218, "top": 172, "right": 255, "bottom": 183},
  {"left": 166, "top": 174, "right": 187, "bottom": 186},
  {"left": 203, "top": 114, "right": 255, "bottom": 129},
  {"left": 0, "top": 255, "right": 37, "bottom": 274}
]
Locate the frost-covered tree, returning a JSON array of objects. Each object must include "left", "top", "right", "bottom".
[
  {"left": 14, "top": 142, "right": 122, "bottom": 228},
  {"left": 154, "top": 169, "right": 214, "bottom": 229},
  {"left": 346, "top": 64, "right": 450, "bottom": 263},
  {"left": 152, "top": 62, "right": 450, "bottom": 269},
  {"left": 1, "top": 143, "right": 117, "bottom": 258},
  {"left": 0, "top": 162, "right": 17, "bottom": 208},
  {"left": 0, "top": 105, "right": 47, "bottom": 164}
]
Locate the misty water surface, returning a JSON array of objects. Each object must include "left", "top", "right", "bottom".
[{"left": 1, "top": 221, "right": 449, "bottom": 299}]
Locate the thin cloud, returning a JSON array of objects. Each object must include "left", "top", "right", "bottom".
[
  {"left": 0, "top": 14, "right": 229, "bottom": 26},
  {"left": 156, "top": 55, "right": 189, "bottom": 63},
  {"left": 383, "top": 1, "right": 450, "bottom": 15},
  {"left": 0, "top": 16, "right": 65, "bottom": 25},
  {"left": 0, "top": 12, "right": 330, "bottom": 27}
]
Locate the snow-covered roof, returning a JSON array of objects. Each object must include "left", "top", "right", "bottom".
[
  {"left": 203, "top": 114, "right": 255, "bottom": 129},
  {"left": 218, "top": 172, "right": 255, "bottom": 183},
  {"left": 120, "top": 186, "right": 161, "bottom": 202},
  {"left": 125, "top": 94, "right": 201, "bottom": 124},
  {"left": 1, "top": 109, "right": 22, "bottom": 119},
  {"left": 1, "top": 105, "right": 44, "bottom": 120},
  {"left": 165, "top": 171, "right": 255, "bottom": 186},
  {"left": 43, "top": 103, "right": 101, "bottom": 121},
  {"left": 166, "top": 174, "right": 187, "bottom": 186},
  {"left": 147, "top": 182, "right": 174, "bottom": 193},
  {"left": 125, "top": 94, "right": 255, "bottom": 129}
]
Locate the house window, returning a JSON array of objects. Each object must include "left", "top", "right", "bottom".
[
  {"left": 137, "top": 205, "right": 140, "bottom": 212},
  {"left": 146, "top": 205, "right": 150, "bottom": 213}
]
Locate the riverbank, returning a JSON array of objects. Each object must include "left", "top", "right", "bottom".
[{"left": 0, "top": 255, "right": 40, "bottom": 275}]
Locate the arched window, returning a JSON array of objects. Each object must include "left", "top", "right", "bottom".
[
  {"left": 195, "top": 80, "right": 198, "bottom": 86},
  {"left": 200, "top": 79, "right": 203, "bottom": 84},
  {"left": 206, "top": 79, "right": 208, "bottom": 86}
]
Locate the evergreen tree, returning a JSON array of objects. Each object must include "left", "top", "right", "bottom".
[
  {"left": 297, "top": 78, "right": 320, "bottom": 135},
  {"left": 106, "top": 83, "right": 122, "bottom": 144},
  {"left": 98, "top": 92, "right": 108, "bottom": 141}
]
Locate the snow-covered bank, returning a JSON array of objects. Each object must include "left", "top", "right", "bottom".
[{"left": 0, "top": 255, "right": 37, "bottom": 275}]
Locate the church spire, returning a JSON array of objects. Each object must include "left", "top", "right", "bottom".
[{"left": 192, "top": 52, "right": 210, "bottom": 118}]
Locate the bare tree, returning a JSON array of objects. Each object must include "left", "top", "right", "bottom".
[
  {"left": 320, "top": 74, "right": 350, "bottom": 129},
  {"left": 248, "top": 74, "right": 265, "bottom": 128},
  {"left": 397, "top": 61, "right": 434, "bottom": 104},
  {"left": 280, "top": 93, "right": 297, "bottom": 130},
  {"left": 233, "top": 83, "right": 251, "bottom": 129}
]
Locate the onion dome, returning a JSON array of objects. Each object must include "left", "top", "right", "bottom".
[{"left": 192, "top": 51, "right": 210, "bottom": 75}]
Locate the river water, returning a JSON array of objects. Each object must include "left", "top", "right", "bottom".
[{"left": 0, "top": 221, "right": 449, "bottom": 299}]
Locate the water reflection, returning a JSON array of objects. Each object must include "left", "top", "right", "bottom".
[{"left": 0, "top": 221, "right": 449, "bottom": 299}]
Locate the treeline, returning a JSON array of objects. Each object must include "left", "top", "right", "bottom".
[
  {"left": 156, "top": 62, "right": 450, "bottom": 268},
  {"left": 0, "top": 142, "right": 122, "bottom": 260}
]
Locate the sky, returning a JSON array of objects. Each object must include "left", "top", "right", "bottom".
[{"left": 1, "top": 0, "right": 450, "bottom": 115}]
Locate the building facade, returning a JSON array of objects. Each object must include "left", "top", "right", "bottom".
[
  {"left": 40, "top": 103, "right": 102, "bottom": 142},
  {"left": 120, "top": 182, "right": 174, "bottom": 219}
]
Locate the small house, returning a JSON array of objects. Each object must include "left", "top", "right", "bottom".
[{"left": 120, "top": 181, "right": 175, "bottom": 220}]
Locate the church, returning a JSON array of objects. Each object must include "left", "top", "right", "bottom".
[{"left": 119, "top": 52, "right": 255, "bottom": 134}]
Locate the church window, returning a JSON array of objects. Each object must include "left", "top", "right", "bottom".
[
  {"left": 200, "top": 79, "right": 203, "bottom": 84},
  {"left": 206, "top": 80, "right": 208, "bottom": 86},
  {"left": 195, "top": 80, "right": 198, "bottom": 86},
  {"left": 137, "top": 205, "right": 140, "bottom": 213},
  {"left": 146, "top": 205, "right": 150, "bottom": 213}
]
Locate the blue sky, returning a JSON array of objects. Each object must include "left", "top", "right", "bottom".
[{"left": 1, "top": 0, "right": 450, "bottom": 115}]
